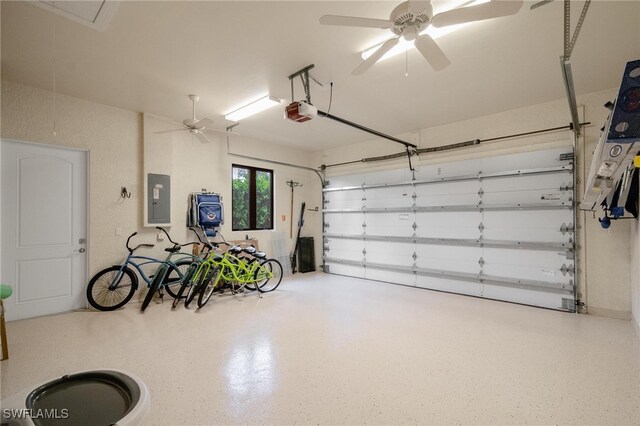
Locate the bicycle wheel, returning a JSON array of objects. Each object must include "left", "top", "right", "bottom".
[
  {"left": 184, "top": 265, "right": 209, "bottom": 308},
  {"left": 255, "top": 259, "right": 283, "bottom": 293},
  {"left": 197, "top": 266, "right": 223, "bottom": 308},
  {"left": 171, "top": 262, "right": 199, "bottom": 308},
  {"left": 141, "top": 265, "right": 167, "bottom": 311},
  {"left": 164, "top": 260, "right": 193, "bottom": 299},
  {"left": 87, "top": 266, "right": 138, "bottom": 311}
]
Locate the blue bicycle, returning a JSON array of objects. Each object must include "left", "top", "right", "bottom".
[{"left": 86, "top": 228, "right": 198, "bottom": 311}]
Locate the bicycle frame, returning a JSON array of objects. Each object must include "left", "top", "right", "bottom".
[
  {"left": 217, "top": 252, "right": 273, "bottom": 288},
  {"left": 109, "top": 251, "right": 198, "bottom": 291}
]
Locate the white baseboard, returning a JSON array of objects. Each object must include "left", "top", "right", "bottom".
[{"left": 588, "top": 306, "right": 632, "bottom": 320}]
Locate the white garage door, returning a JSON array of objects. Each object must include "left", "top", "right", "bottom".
[{"left": 323, "top": 146, "right": 576, "bottom": 311}]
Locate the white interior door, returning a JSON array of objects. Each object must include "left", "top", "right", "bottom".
[{"left": 1, "top": 139, "right": 88, "bottom": 321}]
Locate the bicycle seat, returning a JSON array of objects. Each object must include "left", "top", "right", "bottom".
[
  {"left": 164, "top": 246, "right": 181, "bottom": 253},
  {"left": 242, "top": 246, "right": 266, "bottom": 259},
  {"left": 228, "top": 246, "right": 242, "bottom": 254}
]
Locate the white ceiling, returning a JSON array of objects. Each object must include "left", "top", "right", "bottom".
[{"left": 2, "top": 1, "right": 639, "bottom": 151}]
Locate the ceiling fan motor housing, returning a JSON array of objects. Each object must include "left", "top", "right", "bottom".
[{"left": 390, "top": 1, "right": 433, "bottom": 40}]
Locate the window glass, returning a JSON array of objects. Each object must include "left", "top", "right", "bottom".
[{"left": 232, "top": 165, "right": 273, "bottom": 231}]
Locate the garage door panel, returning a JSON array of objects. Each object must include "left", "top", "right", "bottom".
[
  {"left": 482, "top": 248, "right": 569, "bottom": 267},
  {"left": 365, "top": 187, "right": 414, "bottom": 208},
  {"left": 414, "top": 181, "right": 480, "bottom": 196},
  {"left": 415, "top": 276, "right": 483, "bottom": 297},
  {"left": 414, "top": 212, "right": 481, "bottom": 239},
  {"left": 481, "top": 262, "right": 572, "bottom": 285},
  {"left": 325, "top": 238, "right": 364, "bottom": 262},
  {"left": 365, "top": 213, "right": 414, "bottom": 237},
  {"left": 481, "top": 211, "right": 573, "bottom": 242},
  {"left": 362, "top": 169, "right": 411, "bottom": 185},
  {"left": 481, "top": 284, "right": 570, "bottom": 311},
  {"left": 326, "top": 213, "right": 365, "bottom": 234},
  {"left": 327, "top": 191, "right": 364, "bottom": 210},
  {"left": 483, "top": 174, "right": 571, "bottom": 193},
  {"left": 324, "top": 146, "right": 576, "bottom": 312},
  {"left": 414, "top": 159, "right": 480, "bottom": 179},
  {"left": 415, "top": 181, "right": 479, "bottom": 206},
  {"left": 415, "top": 193, "right": 479, "bottom": 207},
  {"left": 482, "top": 188, "right": 571, "bottom": 205},
  {"left": 418, "top": 258, "right": 480, "bottom": 274},
  {"left": 416, "top": 245, "right": 481, "bottom": 274},
  {"left": 365, "top": 268, "right": 415, "bottom": 287},
  {"left": 366, "top": 241, "right": 415, "bottom": 267},
  {"left": 326, "top": 263, "right": 365, "bottom": 278}
]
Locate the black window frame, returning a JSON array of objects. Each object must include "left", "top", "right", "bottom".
[{"left": 231, "top": 164, "right": 274, "bottom": 231}]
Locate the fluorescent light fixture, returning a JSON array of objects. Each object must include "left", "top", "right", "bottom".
[
  {"left": 225, "top": 95, "right": 281, "bottom": 122},
  {"left": 361, "top": 0, "right": 491, "bottom": 62}
]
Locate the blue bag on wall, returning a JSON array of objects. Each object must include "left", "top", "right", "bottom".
[{"left": 192, "top": 193, "right": 224, "bottom": 237}]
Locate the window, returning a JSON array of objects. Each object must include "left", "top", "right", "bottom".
[{"left": 232, "top": 164, "right": 274, "bottom": 231}]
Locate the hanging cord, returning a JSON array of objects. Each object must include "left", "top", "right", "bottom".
[
  {"left": 326, "top": 82, "right": 334, "bottom": 115},
  {"left": 52, "top": 1, "right": 57, "bottom": 136}
]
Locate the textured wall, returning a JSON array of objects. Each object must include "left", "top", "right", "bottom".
[
  {"left": 142, "top": 113, "right": 323, "bottom": 270},
  {"left": 1, "top": 80, "right": 142, "bottom": 280},
  {"left": 314, "top": 88, "right": 634, "bottom": 319},
  {"left": 0, "top": 80, "right": 323, "bottom": 291}
]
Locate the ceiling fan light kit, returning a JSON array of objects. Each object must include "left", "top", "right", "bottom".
[{"left": 320, "top": 0, "right": 523, "bottom": 75}]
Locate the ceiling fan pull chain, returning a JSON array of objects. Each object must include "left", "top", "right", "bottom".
[{"left": 405, "top": 43, "right": 409, "bottom": 77}]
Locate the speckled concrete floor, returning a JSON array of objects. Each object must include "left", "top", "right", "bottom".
[{"left": 1, "top": 272, "right": 639, "bottom": 425}]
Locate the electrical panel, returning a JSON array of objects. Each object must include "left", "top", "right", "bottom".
[{"left": 147, "top": 173, "right": 170, "bottom": 224}]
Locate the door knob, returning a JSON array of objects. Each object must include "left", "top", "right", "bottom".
[{"left": 74, "top": 248, "right": 86, "bottom": 253}]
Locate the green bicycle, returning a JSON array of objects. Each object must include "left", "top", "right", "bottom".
[{"left": 196, "top": 244, "right": 283, "bottom": 308}]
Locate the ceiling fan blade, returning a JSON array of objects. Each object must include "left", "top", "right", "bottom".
[
  {"left": 319, "top": 15, "right": 392, "bottom": 29},
  {"left": 431, "top": 0, "right": 524, "bottom": 28},
  {"left": 414, "top": 34, "right": 451, "bottom": 71},
  {"left": 155, "top": 128, "right": 189, "bottom": 134},
  {"left": 352, "top": 37, "right": 400, "bottom": 75},
  {"left": 195, "top": 131, "right": 213, "bottom": 144},
  {"left": 194, "top": 117, "right": 215, "bottom": 129},
  {"left": 408, "top": 0, "right": 430, "bottom": 15}
]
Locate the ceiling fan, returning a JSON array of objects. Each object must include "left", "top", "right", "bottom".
[
  {"left": 155, "top": 95, "right": 233, "bottom": 143},
  {"left": 319, "top": 0, "right": 524, "bottom": 75}
]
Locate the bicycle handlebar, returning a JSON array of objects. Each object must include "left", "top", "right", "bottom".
[
  {"left": 126, "top": 232, "right": 137, "bottom": 251},
  {"left": 156, "top": 227, "right": 178, "bottom": 245},
  {"left": 126, "top": 232, "right": 155, "bottom": 253},
  {"left": 189, "top": 227, "right": 205, "bottom": 243},
  {"left": 189, "top": 227, "right": 216, "bottom": 251}
]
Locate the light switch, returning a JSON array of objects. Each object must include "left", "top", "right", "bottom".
[{"left": 115, "top": 227, "right": 122, "bottom": 236}]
